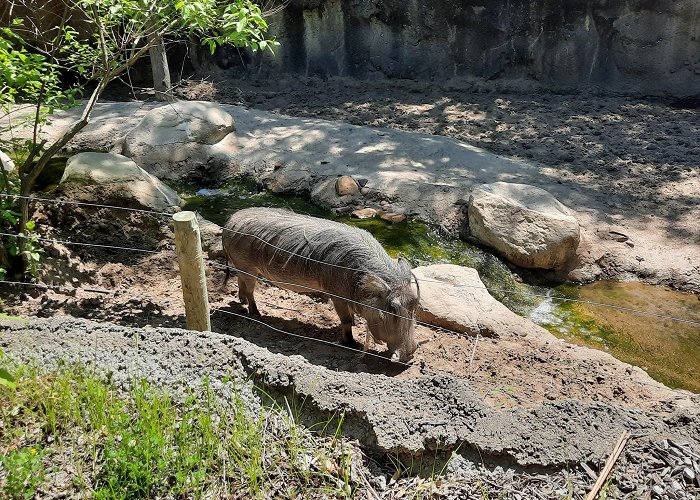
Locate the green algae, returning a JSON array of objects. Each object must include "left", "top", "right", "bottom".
[{"left": 536, "top": 282, "right": 700, "bottom": 392}]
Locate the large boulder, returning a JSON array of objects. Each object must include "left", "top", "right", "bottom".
[
  {"left": 121, "top": 100, "right": 235, "bottom": 181},
  {"left": 414, "top": 264, "right": 533, "bottom": 339},
  {"left": 467, "top": 182, "right": 580, "bottom": 270},
  {"left": 59, "top": 152, "right": 182, "bottom": 211}
]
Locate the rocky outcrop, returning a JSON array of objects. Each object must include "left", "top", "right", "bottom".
[
  {"left": 467, "top": 182, "right": 580, "bottom": 270},
  {"left": 246, "top": 0, "right": 700, "bottom": 97},
  {"left": 122, "top": 101, "right": 236, "bottom": 181},
  {"left": 59, "top": 152, "right": 182, "bottom": 211}
]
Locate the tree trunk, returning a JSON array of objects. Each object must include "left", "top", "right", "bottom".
[{"left": 148, "top": 33, "right": 172, "bottom": 102}]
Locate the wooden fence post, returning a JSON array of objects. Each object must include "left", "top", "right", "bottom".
[{"left": 173, "top": 211, "right": 211, "bottom": 332}]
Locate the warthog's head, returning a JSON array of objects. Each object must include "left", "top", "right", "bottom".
[{"left": 359, "top": 257, "right": 420, "bottom": 362}]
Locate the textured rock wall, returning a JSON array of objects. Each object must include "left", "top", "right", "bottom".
[{"left": 247, "top": 0, "right": 700, "bottom": 96}]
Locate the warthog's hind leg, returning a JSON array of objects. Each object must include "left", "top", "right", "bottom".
[
  {"left": 238, "top": 274, "right": 261, "bottom": 317},
  {"left": 332, "top": 298, "right": 360, "bottom": 349}
]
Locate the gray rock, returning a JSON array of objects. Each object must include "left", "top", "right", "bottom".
[
  {"left": 0, "top": 149, "right": 15, "bottom": 171},
  {"left": 59, "top": 152, "right": 182, "bottom": 211},
  {"left": 311, "top": 177, "right": 361, "bottom": 208},
  {"left": 467, "top": 182, "right": 580, "bottom": 270},
  {"left": 122, "top": 100, "right": 235, "bottom": 180},
  {"left": 263, "top": 166, "right": 312, "bottom": 194}
]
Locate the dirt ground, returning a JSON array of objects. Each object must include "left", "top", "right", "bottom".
[{"left": 3, "top": 74, "right": 699, "bottom": 410}]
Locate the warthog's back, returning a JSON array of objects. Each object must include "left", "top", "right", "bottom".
[{"left": 222, "top": 207, "right": 400, "bottom": 289}]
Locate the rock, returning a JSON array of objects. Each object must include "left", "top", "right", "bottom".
[
  {"left": 263, "top": 166, "right": 312, "bottom": 194},
  {"left": 351, "top": 208, "right": 377, "bottom": 219},
  {"left": 356, "top": 178, "right": 369, "bottom": 188},
  {"left": 360, "top": 187, "right": 371, "bottom": 195},
  {"left": 335, "top": 175, "right": 359, "bottom": 196},
  {"left": 122, "top": 100, "right": 235, "bottom": 180},
  {"left": 59, "top": 152, "right": 182, "bottom": 211},
  {"left": 311, "top": 177, "right": 361, "bottom": 209},
  {"left": 467, "top": 182, "right": 580, "bottom": 270},
  {"left": 333, "top": 206, "right": 353, "bottom": 215},
  {"left": 0, "top": 150, "right": 15, "bottom": 171},
  {"left": 380, "top": 212, "right": 406, "bottom": 224},
  {"left": 413, "top": 264, "right": 535, "bottom": 338},
  {"left": 683, "top": 467, "right": 695, "bottom": 482}
]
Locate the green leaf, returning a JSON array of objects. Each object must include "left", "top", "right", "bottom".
[{"left": 0, "top": 367, "right": 16, "bottom": 390}]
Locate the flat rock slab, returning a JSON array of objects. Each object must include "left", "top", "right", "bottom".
[
  {"left": 2, "top": 317, "right": 698, "bottom": 468},
  {"left": 414, "top": 264, "right": 535, "bottom": 338}
]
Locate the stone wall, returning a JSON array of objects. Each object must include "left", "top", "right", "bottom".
[{"left": 242, "top": 0, "right": 700, "bottom": 96}]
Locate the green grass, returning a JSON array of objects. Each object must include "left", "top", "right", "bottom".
[{"left": 0, "top": 362, "right": 360, "bottom": 499}]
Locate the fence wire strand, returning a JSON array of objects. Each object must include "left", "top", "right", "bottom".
[
  {"left": 210, "top": 307, "right": 414, "bottom": 367},
  {"left": 0, "top": 231, "right": 162, "bottom": 254}
]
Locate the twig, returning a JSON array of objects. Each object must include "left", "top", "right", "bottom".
[
  {"left": 468, "top": 333, "right": 479, "bottom": 376},
  {"left": 585, "top": 430, "right": 630, "bottom": 500}
]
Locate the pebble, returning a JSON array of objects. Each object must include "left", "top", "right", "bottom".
[
  {"left": 335, "top": 175, "right": 359, "bottom": 196},
  {"left": 682, "top": 467, "right": 695, "bottom": 481},
  {"left": 380, "top": 212, "right": 407, "bottom": 224},
  {"left": 351, "top": 208, "right": 377, "bottom": 219}
]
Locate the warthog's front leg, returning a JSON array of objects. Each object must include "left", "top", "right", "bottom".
[
  {"left": 331, "top": 298, "right": 360, "bottom": 348},
  {"left": 237, "top": 274, "right": 261, "bottom": 317}
]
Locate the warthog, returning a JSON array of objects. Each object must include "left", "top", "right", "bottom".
[{"left": 222, "top": 207, "right": 420, "bottom": 361}]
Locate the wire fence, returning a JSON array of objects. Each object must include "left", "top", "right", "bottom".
[{"left": 1, "top": 193, "right": 699, "bottom": 362}]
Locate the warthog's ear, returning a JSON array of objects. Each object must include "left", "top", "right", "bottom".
[
  {"left": 360, "top": 273, "right": 390, "bottom": 301},
  {"left": 397, "top": 256, "right": 413, "bottom": 274}
]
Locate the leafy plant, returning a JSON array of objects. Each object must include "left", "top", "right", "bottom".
[
  {"left": 0, "top": 349, "right": 17, "bottom": 390},
  {"left": 1, "top": 446, "right": 46, "bottom": 499}
]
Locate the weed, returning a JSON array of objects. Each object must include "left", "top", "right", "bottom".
[
  {"left": 0, "top": 362, "right": 363, "bottom": 498},
  {"left": 1, "top": 445, "right": 46, "bottom": 499}
]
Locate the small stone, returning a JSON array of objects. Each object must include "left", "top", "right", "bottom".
[
  {"left": 652, "top": 485, "right": 664, "bottom": 495},
  {"left": 381, "top": 212, "right": 407, "bottom": 224},
  {"left": 356, "top": 178, "right": 369, "bottom": 188},
  {"left": 351, "top": 208, "right": 377, "bottom": 219},
  {"left": 333, "top": 206, "right": 353, "bottom": 215},
  {"left": 683, "top": 467, "right": 695, "bottom": 482},
  {"left": 335, "top": 175, "right": 359, "bottom": 196},
  {"left": 360, "top": 187, "right": 371, "bottom": 195}
]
